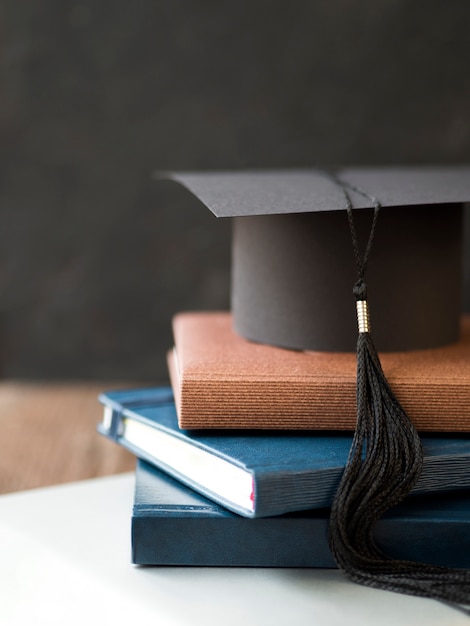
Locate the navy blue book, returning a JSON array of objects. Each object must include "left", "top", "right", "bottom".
[
  {"left": 98, "top": 386, "right": 470, "bottom": 518},
  {"left": 133, "top": 459, "right": 470, "bottom": 567}
]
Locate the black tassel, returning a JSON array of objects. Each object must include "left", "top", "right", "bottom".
[{"left": 327, "top": 179, "right": 470, "bottom": 613}]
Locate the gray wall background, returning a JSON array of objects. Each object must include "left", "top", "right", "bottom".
[{"left": 1, "top": 1, "right": 469, "bottom": 381}]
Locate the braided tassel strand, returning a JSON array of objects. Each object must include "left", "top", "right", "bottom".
[{"left": 328, "top": 283, "right": 470, "bottom": 611}]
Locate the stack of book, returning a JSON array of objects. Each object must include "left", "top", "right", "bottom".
[
  {"left": 98, "top": 310, "right": 470, "bottom": 568},
  {"left": 99, "top": 166, "right": 470, "bottom": 573}
]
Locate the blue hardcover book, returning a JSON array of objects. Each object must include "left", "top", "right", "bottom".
[
  {"left": 133, "top": 459, "right": 470, "bottom": 567},
  {"left": 98, "top": 386, "right": 470, "bottom": 518}
]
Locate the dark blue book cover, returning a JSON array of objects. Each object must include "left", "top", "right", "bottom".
[
  {"left": 132, "top": 460, "right": 470, "bottom": 568},
  {"left": 98, "top": 386, "right": 470, "bottom": 518}
]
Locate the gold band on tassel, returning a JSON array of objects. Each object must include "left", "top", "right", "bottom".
[{"left": 356, "top": 299, "right": 370, "bottom": 333}]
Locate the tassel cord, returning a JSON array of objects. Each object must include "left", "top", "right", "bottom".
[{"left": 326, "top": 174, "right": 470, "bottom": 612}]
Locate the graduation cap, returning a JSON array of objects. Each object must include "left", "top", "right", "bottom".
[
  {"left": 162, "top": 166, "right": 470, "bottom": 611},
  {"left": 166, "top": 166, "right": 468, "bottom": 352}
]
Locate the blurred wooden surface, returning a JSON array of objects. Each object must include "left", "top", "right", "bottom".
[{"left": 0, "top": 381, "right": 138, "bottom": 494}]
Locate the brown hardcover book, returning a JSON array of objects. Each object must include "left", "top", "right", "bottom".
[{"left": 168, "top": 311, "right": 470, "bottom": 431}]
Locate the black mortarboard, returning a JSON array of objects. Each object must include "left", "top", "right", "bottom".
[
  {"left": 166, "top": 166, "right": 469, "bottom": 352},
  {"left": 161, "top": 166, "right": 470, "bottom": 611}
]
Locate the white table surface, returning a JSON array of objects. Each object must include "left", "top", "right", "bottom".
[{"left": 0, "top": 473, "right": 467, "bottom": 626}]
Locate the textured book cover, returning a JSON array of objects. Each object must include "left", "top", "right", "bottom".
[
  {"left": 132, "top": 460, "right": 470, "bottom": 568},
  {"left": 98, "top": 387, "right": 470, "bottom": 518},
  {"left": 168, "top": 311, "right": 470, "bottom": 431}
]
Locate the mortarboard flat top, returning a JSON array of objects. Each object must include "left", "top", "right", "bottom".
[
  {"left": 165, "top": 166, "right": 470, "bottom": 217},
  {"left": 163, "top": 166, "right": 470, "bottom": 352}
]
